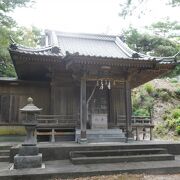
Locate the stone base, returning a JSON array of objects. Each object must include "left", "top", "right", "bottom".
[
  {"left": 125, "top": 131, "right": 134, "bottom": 143},
  {"left": 19, "top": 145, "right": 39, "bottom": 156},
  {"left": 14, "top": 153, "right": 42, "bottom": 169},
  {"left": 78, "top": 138, "right": 87, "bottom": 144}
]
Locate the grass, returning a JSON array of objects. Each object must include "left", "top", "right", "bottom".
[{"left": 0, "top": 126, "right": 26, "bottom": 135}]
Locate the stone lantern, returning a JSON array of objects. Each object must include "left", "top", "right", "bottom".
[{"left": 14, "top": 97, "right": 43, "bottom": 169}]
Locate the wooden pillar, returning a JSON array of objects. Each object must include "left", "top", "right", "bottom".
[
  {"left": 50, "top": 82, "right": 55, "bottom": 114},
  {"left": 149, "top": 109, "right": 153, "bottom": 140},
  {"left": 124, "top": 79, "right": 133, "bottom": 142},
  {"left": 80, "top": 76, "right": 87, "bottom": 143},
  {"left": 50, "top": 66, "right": 55, "bottom": 114}
]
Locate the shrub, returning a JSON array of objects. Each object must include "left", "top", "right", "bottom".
[
  {"left": 170, "top": 78, "right": 178, "bottom": 83},
  {"left": 171, "top": 108, "right": 180, "bottom": 119},
  {"left": 159, "top": 91, "right": 170, "bottom": 101},
  {"left": 154, "top": 123, "right": 168, "bottom": 136},
  {"left": 144, "top": 83, "right": 155, "bottom": 94},
  {"left": 175, "top": 88, "right": 180, "bottom": 97},
  {"left": 133, "top": 108, "right": 149, "bottom": 116},
  {"left": 165, "top": 119, "right": 176, "bottom": 130},
  {"left": 176, "top": 117, "right": 180, "bottom": 126},
  {"left": 176, "top": 126, "right": 180, "bottom": 135}
]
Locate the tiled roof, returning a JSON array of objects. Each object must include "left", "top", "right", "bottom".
[
  {"left": 55, "top": 31, "right": 155, "bottom": 60},
  {"left": 9, "top": 30, "right": 177, "bottom": 64},
  {"left": 9, "top": 44, "right": 63, "bottom": 57}
]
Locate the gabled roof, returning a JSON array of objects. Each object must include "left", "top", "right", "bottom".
[
  {"left": 9, "top": 30, "right": 178, "bottom": 64},
  {"left": 8, "top": 30, "right": 178, "bottom": 82},
  {"left": 55, "top": 31, "right": 147, "bottom": 60}
]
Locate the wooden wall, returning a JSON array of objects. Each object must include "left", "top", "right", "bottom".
[
  {"left": 0, "top": 76, "right": 126, "bottom": 127},
  {"left": 0, "top": 81, "right": 50, "bottom": 124},
  {"left": 53, "top": 86, "right": 79, "bottom": 115},
  {"left": 109, "top": 87, "right": 125, "bottom": 126}
]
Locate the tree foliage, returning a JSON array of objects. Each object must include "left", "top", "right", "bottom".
[
  {"left": 0, "top": 0, "right": 40, "bottom": 77},
  {"left": 119, "top": 0, "right": 180, "bottom": 18},
  {"left": 147, "top": 18, "right": 180, "bottom": 39},
  {"left": 124, "top": 27, "right": 180, "bottom": 77},
  {"left": 124, "top": 27, "right": 179, "bottom": 56},
  {"left": 0, "top": 0, "right": 33, "bottom": 27}
]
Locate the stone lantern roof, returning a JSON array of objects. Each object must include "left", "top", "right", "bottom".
[{"left": 20, "top": 97, "right": 42, "bottom": 112}]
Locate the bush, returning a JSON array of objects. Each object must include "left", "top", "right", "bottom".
[
  {"left": 144, "top": 83, "right": 155, "bottom": 94},
  {"left": 176, "top": 117, "right": 180, "bottom": 126},
  {"left": 133, "top": 108, "right": 149, "bottom": 116},
  {"left": 161, "top": 107, "right": 180, "bottom": 135},
  {"left": 175, "top": 88, "right": 180, "bottom": 97},
  {"left": 171, "top": 108, "right": 180, "bottom": 119},
  {"left": 170, "top": 78, "right": 178, "bottom": 83},
  {"left": 159, "top": 91, "right": 170, "bottom": 101},
  {"left": 176, "top": 126, "right": 180, "bottom": 135},
  {"left": 165, "top": 119, "right": 176, "bottom": 129},
  {"left": 154, "top": 124, "right": 168, "bottom": 136}
]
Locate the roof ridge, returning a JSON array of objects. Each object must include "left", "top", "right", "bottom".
[{"left": 45, "top": 30, "right": 117, "bottom": 41}]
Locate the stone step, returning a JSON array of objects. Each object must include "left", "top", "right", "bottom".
[
  {"left": 87, "top": 137, "right": 126, "bottom": 143},
  {"left": 75, "top": 129, "right": 126, "bottom": 143},
  {"left": 71, "top": 153, "right": 175, "bottom": 164},
  {"left": 70, "top": 148, "right": 167, "bottom": 158},
  {"left": 0, "top": 145, "right": 11, "bottom": 150},
  {"left": 0, "top": 155, "right": 9, "bottom": 162},
  {"left": 0, "top": 150, "right": 10, "bottom": 156}
]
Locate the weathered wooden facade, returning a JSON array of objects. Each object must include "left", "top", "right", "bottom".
[{"left": 0, "top": 30, "right": 177, "bottom": 142}]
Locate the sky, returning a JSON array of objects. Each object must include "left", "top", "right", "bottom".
[{"left": 11, "top": 0, "right": 180, "bottom": 35}]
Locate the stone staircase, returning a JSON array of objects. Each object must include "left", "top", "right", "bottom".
[
  {"left": 0, "top": 145, "right": 11, "bottom": 162},
  {"left": 70, "top": 148, "right": 175, "bottom": 164},
  {"left": 75, "top": 129, "right": 126, "bottom": 143}
]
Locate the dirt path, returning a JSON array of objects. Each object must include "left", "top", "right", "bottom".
[{"left": 51, "top": 174, "right": 180, "bottom": 180}]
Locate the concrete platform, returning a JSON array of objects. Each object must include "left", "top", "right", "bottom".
[
  {"left": 10, "top": 140, "right": 180, "bottom": 162},
  {"left": 1, "top": 156, "right": 180, "bottom": 180},
  {"left": 1, "top": 141, "right": 180, "bottom": 180}
]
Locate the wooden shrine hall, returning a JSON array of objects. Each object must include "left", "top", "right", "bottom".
[{"left": 0, "top": 30, "right": 177, "bottom": 143}]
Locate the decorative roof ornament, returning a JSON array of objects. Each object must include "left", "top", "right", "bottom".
[
  {"left": 51, "top": 46, "right": 61, "bottom": 54},
  {"left": 9, "top": 35, "right": 18, "bottom": 50},
  {"left": 132, "top": 53, "right": 141, "bottom": 58}
]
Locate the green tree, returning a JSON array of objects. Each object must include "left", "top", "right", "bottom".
[
  {"left": 147, "top": 18, "right": 180, "bottom": 40},
  {"left": 124, "top": 27, "right": 180, "bottom": 77},
  {"left": 124, "top": 27, "right": 179, "bottom": 56},
  {"left": 0, "top": 0, "right": 40, "bottom": 77}
]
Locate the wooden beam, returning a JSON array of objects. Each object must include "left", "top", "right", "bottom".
[
  {"left": 124, "top": 75, "right": 133, "bottom": 142},
  {"left": 80, "top": 74, "right": 87, "bottom": 143}
]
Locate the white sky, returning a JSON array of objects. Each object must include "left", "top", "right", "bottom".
[{"left": 11, "top": 0, "right": 180, "bottom": 35}]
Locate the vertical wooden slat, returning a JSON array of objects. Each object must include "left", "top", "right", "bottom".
[
  {"left": 9, "top": 95, "right": 13, "bottom": 123},
  {"left": 1, "top": 95, "right": 10, "bottom": 123}
]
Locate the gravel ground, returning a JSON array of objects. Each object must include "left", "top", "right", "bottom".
[{"left": 50, "top": 174, "right": 180, "bottom": 180}]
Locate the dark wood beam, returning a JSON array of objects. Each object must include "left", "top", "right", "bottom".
[
  {"left": 124, "top": 74, "right": 133, "bottom": 142},
  {"left": 80, "top": 74, "right": 87, "bottom": 143}
]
